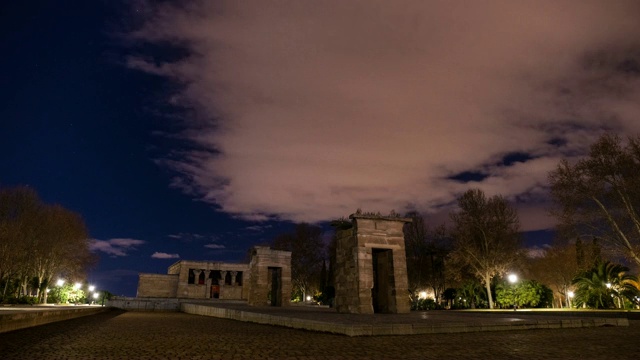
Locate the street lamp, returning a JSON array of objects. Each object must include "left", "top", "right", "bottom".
[
  {"left": 568, "top": 291, "right": 574, "bottom": 308},
  {"left": 56, "top": 279, "right": 65, "bottom": 287},
  {"left": 88, "top": 285, "right": 95, "bottom": 292},
  {"left": 507, "top": 274, "right": 518, "bottom": 310}
]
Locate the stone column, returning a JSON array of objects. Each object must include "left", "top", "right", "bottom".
[
  {"left": 193, "top": 270, "right": 202, "bottom": 285},
  {"left": 230, "top": 271, "right": 238, "bottom": 286},
  {"left": 204, "top": 270, "right": 212, "bottom": 298},
  {"left": 220, "top": 271, "right": 227, "bottom": 285}
]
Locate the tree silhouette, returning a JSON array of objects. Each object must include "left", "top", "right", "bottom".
[{"left": 449, "top": 189, "right": 522, "bottom": 309}]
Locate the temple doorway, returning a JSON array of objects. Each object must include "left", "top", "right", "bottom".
[
  {"left": 372, "top": 248, "right": 394, "bottom": 313},
  {"left": 268, "top": 267, "right": 282, "bottom": 306}
]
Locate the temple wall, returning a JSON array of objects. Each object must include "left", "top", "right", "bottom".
[
  {"left": 137, "top": 274, "right": 179, "bottom": 298},
  {"left": 247, "top": 246, "right": 292, "bottom": 307}
]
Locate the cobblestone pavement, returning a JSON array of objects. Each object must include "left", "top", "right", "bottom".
[{"left": 0, "top": 309, "right": 637, "bottom": 360}]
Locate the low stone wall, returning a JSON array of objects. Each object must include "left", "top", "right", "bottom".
[
  {"left": 0, "top": 306, "right": 110, "bottom": 334},
  {"left": 107, "top": 297, "right": 181, "bottom": 311}
]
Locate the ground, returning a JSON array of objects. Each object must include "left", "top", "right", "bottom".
[{"left": 0, "top": 310, "right": 636, "bottom": 359}]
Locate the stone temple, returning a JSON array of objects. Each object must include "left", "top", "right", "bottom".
[
  {"left": 134, "top": 212, "right": 412, "bottom": 315},
  {"left": 137, "top": 246, "right": 292, "bottom": 307}
]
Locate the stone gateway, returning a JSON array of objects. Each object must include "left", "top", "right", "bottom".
[{"left": 334, "top": 214, "right": 412, "bottom": 314}]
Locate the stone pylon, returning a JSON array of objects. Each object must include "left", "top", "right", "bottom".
[{"left": 334, "top": 213, "right": 411, "bottom": 314}]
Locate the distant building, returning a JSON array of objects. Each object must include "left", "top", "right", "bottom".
[{"left": 136, "top": 246, "right": 292, "bottom": 306}]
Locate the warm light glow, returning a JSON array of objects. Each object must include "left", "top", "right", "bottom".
[
  {"left": 508, "top": 274, "right": 518, "bottom": 283},
  {"left": 306, "top": 295, "right": 312, "bottom": 301},
  {"left": 606, "top": 283, "right": 612, "bottom": 289},
  {"left": 419, "top": 291, "right": 428, "bottom": 300},
  {"left": 568, "top": 291, "right": 574, "bottom": 298},
  {"left": 88, "top": 285, "right": 95, "bottom": 292},
  {"left": 74, "top": 282, "right": 82, "bottom": 290},
  {"left": 93, "top": 292, "right": 99, "bottom": 299},
  {"left": 56, "top": 279, "right": 65, "bottom": 287},
  {"left": 46, "top": 288, "right": 50, "bottom": 293}
]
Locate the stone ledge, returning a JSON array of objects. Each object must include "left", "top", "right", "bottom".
[
  {"left": 0, "top": 306, "right": 111, "bottom": 334},
  {"left": 180, "top": 303, "right": 631, "bottom": 337}
]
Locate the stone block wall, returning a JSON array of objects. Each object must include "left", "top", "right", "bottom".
[
  {"left": 137, "top": 274, "right": 179, "bottom": 298},
  {"left": 334, "top": 214, "right": 411, "bottom": 314},
  {"left": 247, "top": 246, "right": 292, "bottom": 307}
]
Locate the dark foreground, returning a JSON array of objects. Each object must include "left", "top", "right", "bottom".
[{"left": 0, "top": 309, "right": 637, "bottom": 359}]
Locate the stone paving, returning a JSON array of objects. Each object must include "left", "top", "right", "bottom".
[{"left": 0, "top": 309, "right": 638, "bottom": 359}]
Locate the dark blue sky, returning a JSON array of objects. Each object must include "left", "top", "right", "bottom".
[{"left": 0, "top": 1, "right": 296, "bottom": 296}]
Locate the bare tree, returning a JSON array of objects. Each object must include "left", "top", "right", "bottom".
[
  {"left": 272, "top": 223, "right": 325, "bottom": 301},
  {"left": 0, "top": 186, "right": 95, "bottom": 303},
  {"left": 549, "top": 134, "right": 640, "bottom": 266},
  {"left": 526, "top": 244, "right": 579, "bottom": 308},
  {"left": 404, "top": 212, "right": 449, "bottom": 304},
  {"left": 448, "top": 189, "right": 522, "bottom": 309}
]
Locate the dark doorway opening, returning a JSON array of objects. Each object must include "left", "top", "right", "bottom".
[
  {"left": 372, "top": 248, "right": 394, "bottom": 313},
  {"left": 268, "top": 267, "right": 282, "bottom": 306}
]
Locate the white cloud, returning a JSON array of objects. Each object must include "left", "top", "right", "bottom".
[
  {"left": 129, "top": 1, "right": 640, "bottom": 230},
  {"left": 90, "top": 238, "right": 145, "bottom": 257},
  {"left": 151, "top": 252, "right": 180, "bottom": 259},
  {"left": 204, "top": 244, "right": 225, "bottom": 249}
]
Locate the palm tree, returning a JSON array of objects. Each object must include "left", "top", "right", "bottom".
[
  {"left": 572, "top": 261, "right": 639, "bottom": 309},
  {"left": 458, "top": 280, "right": 486, "bottom": 309}
]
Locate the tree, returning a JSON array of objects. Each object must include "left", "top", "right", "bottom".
[
  {"left": 448, "top": 189, "right": 522, "bottom": 309},
  {"left": 572, "top": 261, "right": 639, "bottom": 309},
  {"left": 496, "top": 279, "right": 554, "bottom": 309},
  {"left": 0, "top": 186, "right": 95, "bottom": 303},
  {"left": 527, "top": 243, "right": 583, "bottom": 308},
  {"left": 272, "top": 223, "right": 325, "bottom": 301},
  {"left": 404, "top": 212, "right": 449, "bottom": 304},
  {"left": 549, "top": 134, "right": 640, "bottom": 266},
  {"left": 457, "top": 280, "right": 486, "bottom": 309}
]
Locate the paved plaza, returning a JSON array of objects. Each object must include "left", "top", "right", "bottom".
[{"left": 0, "top": 309, "right": 638, "bottom": 359}]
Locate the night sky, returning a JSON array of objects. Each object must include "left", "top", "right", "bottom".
[{"left": 3, "top": 1, "right": 640, "bottom": 296}]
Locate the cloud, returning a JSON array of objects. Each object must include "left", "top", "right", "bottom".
[
  {"left": 151, "top": 252, "right": 180, "bottom": 259},
  {"left": 128, "top": 1, "right": 640, "bottom": 231},
  {"left": 525, "top": 246, "right": 549, "bottom": 259},
  {"left": 204, "top": 244, "right": 225, "bottom": 249},
  {"left": 90, "top": 238, "right": 145, "bottom": 256},
  {"left": 245, "top": 225, "right": 272, "bottom": 232},
  {"left": 167, "top": 232, "right": 208, "bottom": 242}
]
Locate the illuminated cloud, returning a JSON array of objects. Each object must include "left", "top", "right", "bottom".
[
  {"left": 151, "top": 252, "right": 180, "bottom": 259},
  {"left": 90, "top": 238, "right": 146, "bottom": 257},
  {"left": 167, "top": 232, "right": 210, "bottom": 242},
  {"left": 204, "top": 244, "right": 226, "bottom": 250},
  {"left": 128, "top": 1, "right": 640, "bottom": 231}
]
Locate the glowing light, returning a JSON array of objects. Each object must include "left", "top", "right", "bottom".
[
  {"left": 88, "top": 285, "right": 95, "bottom": 292},
  {"left": 74, "top": 282, "right": 82, "bottom": 290},
  {"left": 56, "top": 279, "right": 65, "bottom": 287},
  {"left": 508, "top": 274, "right": 518, "bottom": 283},
  {"left": 306, "top": 295, "right": 312, "bottom": 301},
  {"left": 568, "top": 291, "right": 574, "bottom": 298},
  {"left": 606, "top": 283, "right": 612, "bottom": 289},
  {"left": 93, "top": 292, "right": 99, "bottom": 299},
  {"left": 419, "top": 291, "right": 428, "bottom": 300}
]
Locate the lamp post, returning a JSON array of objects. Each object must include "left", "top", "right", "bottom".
[
  {"left": 508, "top": 274, "right": 518, "bottom": 310},
  {"left": 567, "top": 291, "right": 574, "bottom": 308}
]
